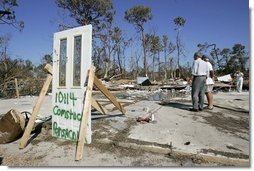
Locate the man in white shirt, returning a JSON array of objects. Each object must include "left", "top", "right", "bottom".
[
  {"left": 190, "top": 52, "right": 209, "bottom": 112},
  {"left": 202, "top": 55, "right": 214, "bottom": 110}
]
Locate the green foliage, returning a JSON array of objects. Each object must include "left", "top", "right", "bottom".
[
  {"left": 231, "top": 44, "right": 246, "bottom": 71},
  {"left": 41, "top": 54, "right": 52, "bottom": 64},
  {"left": 146, "top": 34, "right": 161, "bottom": 54},
  {"left": 56, "top": 0, "right": 115, "bottom": 32},
  {"left": 173, "top": 16, "right": 186, "bottom": 27},
  {"left": 0, "top": 0, "right": 24, "bottom": 31},
  {"left": 197, "top": 42, "right": 249, "bottom": 78},
  {"left": 124, "top": 6, "right": 152, "bottom": 31}
]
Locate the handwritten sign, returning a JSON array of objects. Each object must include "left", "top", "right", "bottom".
[{"left": 52, "top": 90, "right": 88, "bottom": 142}]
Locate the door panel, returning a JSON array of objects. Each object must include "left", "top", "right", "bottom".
[
  {"left": 73, "top": 35, "right": 82, "bottom": 87},
  {"left": 59, "top": 38, "right": 67, "bottom": 87},
  {"left": 52, "top": 25, "right": 92, "bottom": 144}
]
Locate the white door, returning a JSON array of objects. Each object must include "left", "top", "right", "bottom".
[{"left": 52, "top": 25, "right": 92, "bottom": 144}]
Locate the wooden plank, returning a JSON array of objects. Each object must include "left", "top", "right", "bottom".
[
  {"left": 91, "top": 97, "right": 108, "bottom": 115},
  {"left": 93, "top": 76, "right": 126, "bottom": 115},
  {"left": 75, "top": 66, "right": 95, "bottom": 161},
  {"left": 44, "top": 63, "right": 53, "bottom": 74},
  {"left": 14, "top": 78, "right": 19, "bottom": 98},
  {"left": 19, "top": 64, "right": 52, "bottom": 149}
]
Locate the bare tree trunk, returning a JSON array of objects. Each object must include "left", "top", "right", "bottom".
[
  {"left": 141, "top": 28, "right": 147, "bottom": 76},
  {"left": 103, "top": 47, "right": 111, "bottom": 79},
  {"left": 122, "top": 47, "right": 126, "bottom": 79},
  {"left": 164, "top": 49, "right": 167, "bottom": 81},
  {"left": 164, "top": 69, "right": 167, "bottom": 81},
  {"left": 117, "top": 46, "right": 123, "bottom": 76},
  {"left": 173, "top": 70, "right": 176, "bottom": 79},
  {"left": 158, "top": 51, "right": 161, "bottom": 81},
  {"left": 135, "top": 53, "right": 141, "bottom": 78},
  {"left": 152, "top": 54, "right": 155, "bottom": 81},
  {"left": 176, "top": 31, "right": 181, "bottom": 79}
]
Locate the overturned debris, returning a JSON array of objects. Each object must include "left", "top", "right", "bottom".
[
  {"left": 217, "top": 74, "right": 232, "bottom": 82},
  {"left": 0, "top": 109, "right": 26, "bottom": 144},
  {"left": 137, "top": 77, "right": 152, "bottom": 86}
]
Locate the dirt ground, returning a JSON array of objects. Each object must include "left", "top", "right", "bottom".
[
  {"left": 0, "top": 90, "right": 250, "bottom": 167},
  {"left": 0, "top": 118, "right": 223, "bottom": 167}
]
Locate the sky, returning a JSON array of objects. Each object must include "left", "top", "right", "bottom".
[{"left": 0, "top": 0, "right": 250, "bottom": 67}]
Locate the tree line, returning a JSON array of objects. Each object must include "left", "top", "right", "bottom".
[{"left": 0, "top": 0, "right": 249, "bottom": 97}]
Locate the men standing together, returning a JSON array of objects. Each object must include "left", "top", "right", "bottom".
[
  {"left": 190, "top": 52, "right": 209, "bottom": 112},
  {"left": 190, "top": 52, "right": 245, "bottom": 112}
]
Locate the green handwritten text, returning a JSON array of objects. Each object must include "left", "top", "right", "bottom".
[
  {"left": 53, "top": 122, "right": 79, "bottom": 141},
  {"left": 53, "top": 105, "right": 82, "bottom": 121}
]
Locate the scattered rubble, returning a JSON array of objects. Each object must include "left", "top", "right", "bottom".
[{"left": 0, "top": 77, "right": 250, "bottom": 166}]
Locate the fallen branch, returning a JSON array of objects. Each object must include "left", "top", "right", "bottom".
[{"left": 110, "top": 74, "right": 123, "bottom": 81}]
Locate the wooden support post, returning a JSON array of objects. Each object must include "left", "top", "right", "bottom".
[
  {"left": 91, "top": 97, "right": 108, "bottom": 115},
  {"left": 93, "top": 76, "right": 126, "bottom": 115},
  {"left": 44, "top": 64, "right": 53, "bottom": 74},
  {"left": 19, "top": 64, "right": 52, "bottom": 149},
  {"left": 75, "top": 66, "right": 95, "bottom": 161},
  {"left": 14, "top": 78, "right": 19, "bottom": 98}
]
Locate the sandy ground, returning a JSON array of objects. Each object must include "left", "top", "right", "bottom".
[{"left": 0, "top": 90, "right": 250, "bottom": 167}]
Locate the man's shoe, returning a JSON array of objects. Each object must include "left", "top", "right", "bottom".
[
  {"left": 204, "top": 106, "right": 213, "bottom": 110},
  {"left": 189, "top": 108, "right": 199, "bottom": 112}
]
